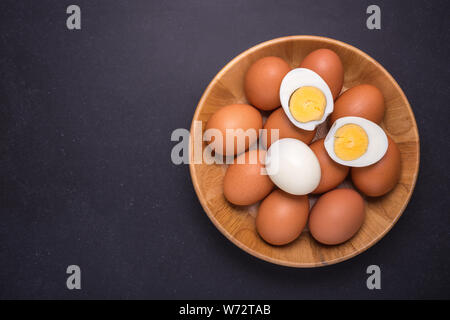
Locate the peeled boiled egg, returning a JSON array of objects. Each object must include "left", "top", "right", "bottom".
[
  {"left": 279, "top": 68, "right": 334, "bottom": 131},
  {"left": 324, "top": 116, "right": 388, "bottom": 167},
  {"left": 265, "top": 138, "right": 321, "bottom": 195}
]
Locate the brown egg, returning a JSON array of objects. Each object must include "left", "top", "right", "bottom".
[
  {"left": 300, "top": 49, "right": 344, "bottom": 100},
  {"left": 244, "top": 56, "right": 291, "bottom": 111},
  {"left": 223, "top": 149, "right": 274, "bottom": 205},
  {"left": 351, "top": 136, "right": 401, "bottom": 197},
  {"left": 310, "top": 138, "right": 349, "bottom": 194},
  {"left": 205, "top": 104, "right": 262, "bottom": 156},
  {"left": 330, "top": 84, "right": 385, "bottom": 125},
  {"left": 263, "top": 107, "right": 316, "bottom": 148},
  {"left": 256, "top": 189, "right": 309, "bottom": 246},
  {"left": 309, "top": 189, "right": 365, "bottom": 245}
]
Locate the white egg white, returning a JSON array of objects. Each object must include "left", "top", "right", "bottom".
[
  {"left": 265, "top": 138, "right": 321, "bottom": 195},
  {"left": 279, "top": 68, "right": 334, "bottom": 131},
  {"left": 324, "top": 116, "right": 388, "bottom": 167}
]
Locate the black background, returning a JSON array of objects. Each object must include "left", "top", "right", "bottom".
[{"left": 0, "top": 0, "right": 449, "bottom": 299}]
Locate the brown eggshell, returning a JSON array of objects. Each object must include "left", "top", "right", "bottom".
[
  {"left": 205, "top": 104, "right": 262, "bottom": 156},
  {"left": 310, "top": 138, "right": 349, "bottom": 194},
  {"left": 351, "top": 136, "right": 401, "bottom": 197},
  {"left": 309, "top": 189, "right": 365, "bottom": 245},
  {"left": 263, "top": 107, "right": 316, "bottom": 148},
  {"left": 330, "top": 84, "right": 385, "bottom": 125},
  {"left": 300, "top": 49, "right": 344, "bottom": 100},
  {"left": 256, "top": 190, "right": 309, "bottom": 246},
  {"left": 244, "top": 56, "right": 291, "bottom": 111},
  {"left": 223, "top": 149, "right": 274, "bottom": 206}
]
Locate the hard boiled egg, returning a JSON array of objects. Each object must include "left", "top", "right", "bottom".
[
  {"left": 263, "top": 107, "right": 316, "bottom": 149},
  {"left": 244, "top": 56, "right": 291, "bottom": 111},
  {"left": 256, "top": 190, "right": 309, "bottom": 246},
  {"left": 223, "top": 149, "right": 274, "bottom": 205},
  {"left": 309, "top": 188, "right": 365, "bottom": 245},
  {"left": 279, "top": 68, "right": 334, "bottom": 131},
  {"left": 351, "top": 136, "right": 401, "bottom": 197},
  {"left": 299, "top": 49, "right": 344, "bottom": 100},
  {"left": 324, "top": 116, "right": 388, "bottom": 167},
  {"left": 265, "top": 138, "right": 321, "bottom": 195}
]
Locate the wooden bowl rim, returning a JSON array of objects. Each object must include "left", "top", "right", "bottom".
[{"left": 189, "top": 35, "right": 420, "bottom": 268}]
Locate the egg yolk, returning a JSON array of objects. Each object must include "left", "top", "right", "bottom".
[
  {"left": 289, "top": 86, "right": 326, "bottom": 123},
  {"left": 334, "top": 124, "right": 369, "bottom": 161}
]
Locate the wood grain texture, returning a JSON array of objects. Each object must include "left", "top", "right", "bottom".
[{"left": 189, "top": 36, "right": 420, "bottom": 267}]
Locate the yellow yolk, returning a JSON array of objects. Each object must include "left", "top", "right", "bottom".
[
  {"left": 334, "top": 124, "right": 369, "bottom": 161},
  {"left": 289, "top": 86, "right": 326, "bottom": 123}
]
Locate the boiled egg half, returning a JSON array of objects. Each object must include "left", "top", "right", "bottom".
[
  {"left": 324, "top": 116, "right": 388, "bottom": 167},
  {"left": 279, "top": 68, "right": 334, "bottom": 131}
]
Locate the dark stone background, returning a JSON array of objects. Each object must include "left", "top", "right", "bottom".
[{"left": 0, "top": 0, "right": 449, "bottom": 299}]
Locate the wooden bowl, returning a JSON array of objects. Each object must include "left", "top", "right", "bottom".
[{"left": 189, "top": 36, "right": 419, "bottom": 267}]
